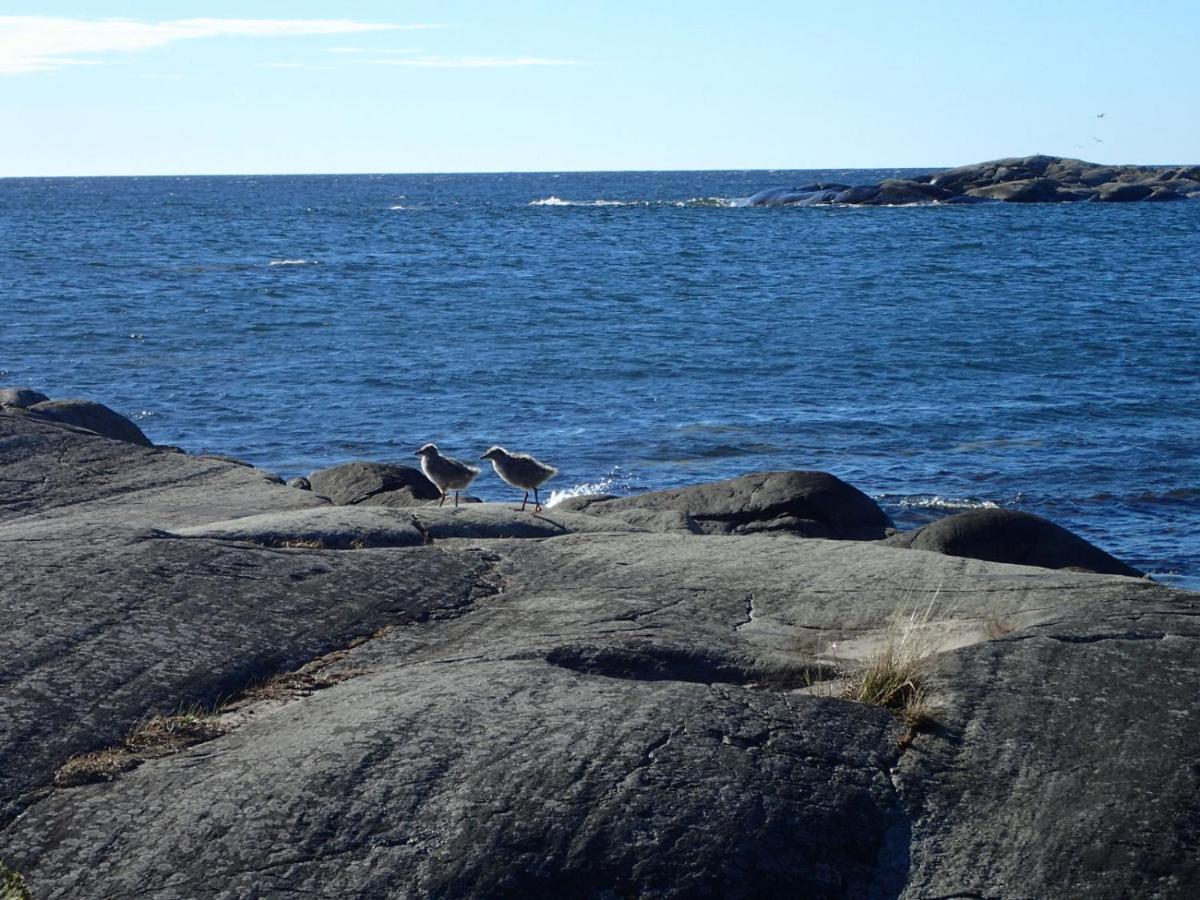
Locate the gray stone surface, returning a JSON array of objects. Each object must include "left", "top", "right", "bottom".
[
  {"left": 884, "top": 507, "right": 1143, "bottom": 577},
  {"left": 2, "top": 399, "right": 1198, "bottom": 898},
  {"left": 307, "top": 460, "right": 440, "bottom": 506},
  {"left": 26, "top": 398, "right": 153, "bottom": 446},
  {"left": 173, "top": 503, "right": 646, "bottom": 548},
  {"left": 557, "top": 470, "right": 893, "bottom": 539},
  {"left": 898, "top": 601, "right": 1200, "bottom": 897},
  {"left": 0, "top": 412, "right": 323, "bottom": 533}
]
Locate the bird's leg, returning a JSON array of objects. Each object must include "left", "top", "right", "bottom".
[
  {"left": 519, "top": 491, "right": 529, "bottom": 512},
  {"left": 534, "top": 487, "right": 542, "bottom": 513},
  {"left": 454, "top": 491, "right": 460, "bottom": 508},
  {"left": 439, "top": 491, "right": 446, "bottom": 508}
]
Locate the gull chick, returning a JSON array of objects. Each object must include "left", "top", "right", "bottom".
[
  {"left": 481, "top": 446, "right": 557, "bottom": 512},
  {"left": 415, "top": 443, "right": 480, "bottom": 508}
]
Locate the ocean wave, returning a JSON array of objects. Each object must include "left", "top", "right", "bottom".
[
  {"left": 886, "top": 494, "right": 1005, "bottom": 512},
  {"left": 546, "top": 470, "right": 637, "bottom": 507},
  {"left": 529, "top": 196, "right": 738, "bottom": 208},
  {"left": 530, "top": 196, "right": 642, "bottom": 207},
  {"left": 268, "top": 259, "right": 318, "bottom": 267}
]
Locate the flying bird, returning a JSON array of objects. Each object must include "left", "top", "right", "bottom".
[
  {"left": 414, "top": 443, "right": 479, "bottom": 508},
  {"left": 481, "top": 446, "right": 557, "bottom": 512},
  {"left": 1097, "top": 112, "right": 1106, "bottom": 118}
]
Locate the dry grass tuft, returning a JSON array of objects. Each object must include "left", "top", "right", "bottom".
[
  {"left": 276, "top": 537, "right": 328, "bottom": 550},
  {"left": 844, "top": 591, "right": 943, "bottom": 731},
  {"left": 54, "top": 706, "right": 226, "bottom": 788}
]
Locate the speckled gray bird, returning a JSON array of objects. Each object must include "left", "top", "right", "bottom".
[
  {"left": 415, "top": 443, "right": 480, "bottom": 508},
  {"left": 481, "top": 446, "right": 558, "bottom": 512}
]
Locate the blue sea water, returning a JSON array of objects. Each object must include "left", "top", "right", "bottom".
[{"left": 1, "top": 171, "right": 1197, "bottom": 586}]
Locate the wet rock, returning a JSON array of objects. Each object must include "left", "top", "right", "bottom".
[{"left": 883, "top": 507, "right": 1143, "bottom": 577}]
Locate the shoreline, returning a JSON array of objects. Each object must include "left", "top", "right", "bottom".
[{"left": 3, "top": 391, "right": 1200, "bottom": 895}]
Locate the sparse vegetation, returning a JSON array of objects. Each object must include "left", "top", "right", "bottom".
[
  {"left": 54, "top": 705, "right": 226, "bottom": 788},
  {"left": 1, "top": 858, "right": 32, "bottom": 900},
  {"left": 52, "top": 651, "right": 369, "bottom": 788},
  {"left": 843, "top": 591, "right": 943, "bottom": 731}
]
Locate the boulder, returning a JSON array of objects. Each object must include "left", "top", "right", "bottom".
[
  {"left": 307, "top": 460, "right": 440, "bottom": 506},
  {"left": 883, "top": 507, "right": 1142, "bottom": 577},
  {"left": 0, "top": 387, "right": 49, "bottom": 408},
  {"left": 26, "top": 398, "right": 152, "bottom": 446},
  {"left": 286, "top": 476, "right": 312, "bottom": 490},
  {"left": 558, "top": 470, "right": 893, "bottom": 539}
]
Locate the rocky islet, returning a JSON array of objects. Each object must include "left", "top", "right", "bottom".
[{"left": 747, "top": 154, "right": 1200, "bottom": 206}]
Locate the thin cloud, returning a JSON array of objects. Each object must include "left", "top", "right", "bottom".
[
  {"left": 365, "top": 56, "right": 579, "bottom": 68},
  {"left": 255, "top": 62, "right": 333, "bottom": 71},
  {"left": 325, "top": 47, "right": 421, "bottom": 55},
  {"left": 0, "top": 16, "right": 423, "bottom": 74}
]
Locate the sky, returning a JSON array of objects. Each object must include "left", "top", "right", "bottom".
[{"left": 2, "top": 1, "right": 1198, "bottom": 175}]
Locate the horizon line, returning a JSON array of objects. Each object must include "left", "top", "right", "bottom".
[{"left": 4, "top": 157, "right": 1191, "bottom": 180}]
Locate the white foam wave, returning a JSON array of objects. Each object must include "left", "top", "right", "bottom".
[
  {"left": 546, "top": 470, "right": 638, "bottom": 508},
  {"left": 894, "top": 495, "right": 1003, "bottom": 511},
  {"left": 268, "top": 258, "right": 317, "bottom": 266},
  {"left": 530, "top": 196, "right": 737, "bottom": 208},
  {"left": 529, "top": 196, "right": 636, "bottom": 207}
]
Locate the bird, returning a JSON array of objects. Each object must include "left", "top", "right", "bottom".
[
  {"left": 480, "top": 446, "right": 557, "bottom": 512},
  {"left": 1092, "top": 136, "right": 1104, "bottom": 143},
  {"left": 414, "top": 443, "right": 480, "bottom": 508},
  {"left": 1097, "top": 112, "right": 1106, "bottom": 118}
]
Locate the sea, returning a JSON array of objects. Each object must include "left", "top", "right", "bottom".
[{"left": 1, "top": 170, "right": 1197, "bottom": 588}]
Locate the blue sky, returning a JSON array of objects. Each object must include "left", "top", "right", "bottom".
[{"left": 3, "top": 2, "right": 1197, "bottom": 175}]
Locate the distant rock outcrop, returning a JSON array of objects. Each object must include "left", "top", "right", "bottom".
[{"left": 749, "top": 155, "right": 1200, "bottom": 206}]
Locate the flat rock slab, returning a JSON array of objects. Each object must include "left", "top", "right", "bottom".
[
  {"left": 174, "top": 506, "right": 427, "bottom": 549},
  {"left": 3, "top": 660, "right": 905, "bottom": 899},
  {"left": 174, "top": 503, "right": 648, "bottom": 549},
  {"left": 410, "top": 503, "right": 648, "bottom": 541},
  {"left": 3, "top": 527, "right": 1191, "bottom": 898}
]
